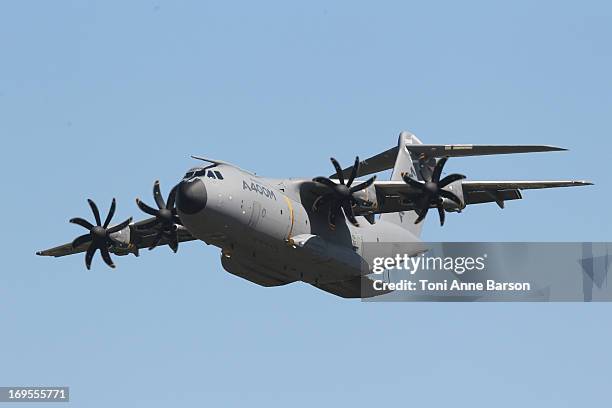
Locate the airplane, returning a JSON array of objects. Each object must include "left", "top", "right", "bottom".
[{"left": 37, "top": 131, "right": 593, "bottom": 298}]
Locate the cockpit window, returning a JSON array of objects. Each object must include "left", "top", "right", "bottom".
[
  {"left": 184, "top": 168, "right": 207, "bottom": 179},
  {"left": 185, "top": 166, "right": 223, "bottom": 180}
]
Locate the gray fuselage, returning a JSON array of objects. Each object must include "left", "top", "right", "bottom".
[{"left": 175, "top": 164, "right": 420, "bottom": 287}]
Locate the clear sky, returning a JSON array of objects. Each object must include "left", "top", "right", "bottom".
[{"left": 1, "top": 1, "right": 611, "bottom": 406}]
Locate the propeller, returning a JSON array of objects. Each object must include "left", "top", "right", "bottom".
[
  {"left": 70, "top": 199, "right": 132, "bottom": 269},
  {"left": 402, "top": 157, "right": 466, "bottom": 226},
  {"left": 312, "top": 156, "right": 376, "bottom": 229},
  {"left": 135, "top": 181, "right": 182, "bottom": 252}
]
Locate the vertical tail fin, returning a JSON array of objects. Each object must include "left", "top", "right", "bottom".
[{"left": 379, "top": 131, "right": 424, "bottom": 237}]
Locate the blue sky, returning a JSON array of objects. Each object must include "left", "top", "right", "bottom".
[{"left": 1, "top": 1, "right": 611, "bottom": 406}]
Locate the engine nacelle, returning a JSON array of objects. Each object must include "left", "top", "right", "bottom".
[
  {"left": 350, "top": 184, "right": 379, "bottom": 215},
  {"left": 441, "top": 180, "right": 466, "bottom": 212},
  {"left": 109, "top": 226, "right": 140, "bottom": 257}
]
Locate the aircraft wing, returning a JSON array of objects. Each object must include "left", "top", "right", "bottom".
[
  {"left": 333, "top": 144, "right": 567, "bottom": 179},
  {"left": 36, "top": 217, "right": 197, "bottom": 258},
  {"left": 372, "top": 179, "right": 593, "bottom": 213},
  {"left": 461, "top": 180, "right": 593, "bottom": 207}
]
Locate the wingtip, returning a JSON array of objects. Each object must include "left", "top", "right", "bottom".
[{"left": 546, "top": 145, "right": 568, "bottom": 152}]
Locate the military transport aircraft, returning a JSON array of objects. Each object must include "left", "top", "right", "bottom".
[{"left": 37, "top": 131, "right": 592, "bottom": 298}]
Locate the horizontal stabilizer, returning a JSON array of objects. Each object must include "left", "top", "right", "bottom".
[
  {"left": 406, "top": 144, "right": 566, "bottom": 158},
  {"left": 335, "top": 142, "right": 567, "bottom": 179}
]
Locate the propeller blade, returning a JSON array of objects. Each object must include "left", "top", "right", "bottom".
[
  {"left": 166, "top": 184, "right": 178, "bottom": 209},
  {"left": 136, "top": 199, "right": 159, "bottom": 217},
  {"left": 402, "top": 173, "right": 425, "bottom": 190},
  {"left": 431, "top": 157, "right": 448, "bottom": 183},
  {"left": 328, "top": 201, "right": 341, "bottom": 229},
  {"left": 349, "top": 175, "right": 376, "bottom": 193},
  {"left": 313, "top": 176, "right": 337, "bottom": 189},
  {"left": 364, "top": 213, "right": 376, "bottom": 225},
  {"left": 87, "top": 199, "right": 102, "bottom": 226},
  {"left": 168, "top": 232, "right": 179, "bottom": 253},
  {"left": 414, "top": 207, "right": 429, "bottom": 224},
  {"left": 342, "top": 201, "right": 359, "bottom": 226},
  {"left": 314, "top": 157, "right": 379, "bottom": 229},
  {"left": 136, "top": 181, "right": 183, "bottom": 252},
  {"left": 103, "top": 198, "right": 116, "bottom": 228},
  {"left": 72, "top": 234, "right": 92, "bottom": 249},
  {"left": 106, "top": 217, "right": 132, "bottom": 234},
  {"left": 99, "top": 246, "right": 116, "bottom": 268},
  {"left": 402, "top": 157, "right": 464, "bottom": 226},
  {"left": 153, "top": 180, "right": 166, "bottom": 209},
  {"left": 85, "top": 244, "right": 97, "bottom": 270},
  {"left": 330, "top": 157, "right": 345, "bottom": 185},
  {"left": 70, "top": 199, "right": 133, "bottom": 269},
  {"left": 346, "top": 156, "right": 360, "bottom": 187},
  {"left": 439, "top": 173, "right": 466, "bottom": 188},
  {"left": 70, "top": 217, "right": 94, "bottom": 230},
  {"left": 437, "top": 203, "right": 446, "bottom": 226}
]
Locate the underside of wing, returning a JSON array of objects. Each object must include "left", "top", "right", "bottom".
[
  {"left": 372, "top": 179, "right": 593, "bottom": 213},
  {"left": 461, "top": 180, "right": 593, "bottom": 208}
]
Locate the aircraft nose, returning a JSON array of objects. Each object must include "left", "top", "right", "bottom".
[{"left": 176, "top": 178, "right": 207, "bottom": 214}]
